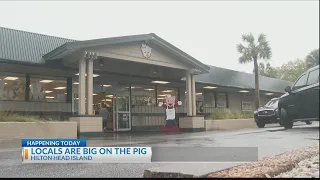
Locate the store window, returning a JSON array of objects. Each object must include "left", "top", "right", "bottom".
[
  {"left": 196, "top": 90, "right": 204, "bottom": 113},
  {"left": 0, "top": 73, "right": 26, "bottom": 101},
  {"left": 204, "top": 91, "right": 215, "bottom": 107},
  {"left": 131, "top": 85, "right": 156, "bottom": 106},
  {"left": 157, "top": 87, "right": 178, "bottom": 102},
  {"left": 216, "top": 93, "right": 227, "bottom": 108},
  {"left": 29, "top": 76, "right": 67, "bottom": 102}
]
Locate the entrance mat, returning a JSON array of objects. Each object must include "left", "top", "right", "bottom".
[{"left": 160, "top": 125, "right": 179, "bottom": 132}]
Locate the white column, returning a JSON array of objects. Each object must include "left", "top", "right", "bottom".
[
  {"left": 191, "top": 74, "right": 196, "bottom": 116},
  {"left": 86, "top": 58, "right": 93, "bottom": 115},
  {"left": 186, "top": 72, "right": 192, "bottom": 116},
  {"left": 78, "top": 58, "right": 86, "bottom": 115}
]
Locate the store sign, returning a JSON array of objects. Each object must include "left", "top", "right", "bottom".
[{"left": 141, "top": 43, "right": 152, "bottom": 58}]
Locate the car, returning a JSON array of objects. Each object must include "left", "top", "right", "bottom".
[
  {"left": 254, "top": 98, "right": 281, "bottom": 128},
  {"left": 278, "top": 65, "right": 319, "bottom": 129}
]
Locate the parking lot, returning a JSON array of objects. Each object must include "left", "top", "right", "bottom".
[{"left": 0, "top": 122, "right": 319, "bottom": 178}]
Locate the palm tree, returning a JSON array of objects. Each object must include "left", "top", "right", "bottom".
[
  {"left": 237, "top": 33, "right": 272, "bottom": 109},
  {"left": 305, "top": 48, "right": 319, "bottom": 69}
]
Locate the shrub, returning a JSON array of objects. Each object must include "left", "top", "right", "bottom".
[
  {"left": 210, "top": 108, "right": 254, "bottom": 120},
  {"left": 0, "top": 110, "right": 47, "bottom": 122}
]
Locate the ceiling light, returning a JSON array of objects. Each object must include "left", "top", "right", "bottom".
[
  {"left": 4, "top": 77, "right": 18, "bottom": 80},
  {"left": 106, "top": 95, "right": 113, "bottom": 97},
  {"left": 54, "top": 87, "right": 66, "bottom": 90},
  {"left": 44, "top": 91, "right": 53, "bottom": 93},
  {"left": 4, "top": 83, "right": 7, "bottom": 85},
  {"left": 39, "top": 80, "right": 53, "bottom": 83},
  {"left": 144, "top": 89, "right": 154, "bottom": 91},
  {"left": 203, "top": 86, "right": 217, "bottom": 89},
  {"left": 157, "top": 98, "right": 165, "bottom": 100},
  {"left": 103, "top": 85, "right": 111, "bottom": 87},
  {"left": 162, "top": 90, "right": 173, "bottom": 93},
  {"left": 158, "top": 95, "right": 167, "bottom": 97},
  {"left": 93, "top": 94, "right": 98, "bottom": 96},
  {"left": 73, "top": 82, "right": 79, "bottom": 85},
  {"left": 127, "top": 86, "right": 141, "bottom": 89},
  {"left": 239, "top": 90, "right": 249, "bottom": 93},
  {"left": 46, "top": 96, "right": 54, "bottom": 99},
  {"left": 151, "top": 81, "right": 169, "bottom": 84},
  {"left": 196, "top": 93, "right": 203, "bottom": 95},
  {"left": 75, "top": 73, "right": 100, "bottom": 77},
  {"left": 266, "top": 93, "right": 274, "bottom": 95},
  {"left": 104, "top": 99, "right": 112, "bottom": 102}
]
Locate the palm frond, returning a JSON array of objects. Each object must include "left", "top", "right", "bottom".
[
  {"left": 242, "top": 33, "right": 255, "bottom": 45},
  {"left": 238, "top": 54, "right": 252, "bottom": 64}
]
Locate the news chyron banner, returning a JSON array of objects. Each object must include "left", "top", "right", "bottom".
[{"left": 21, "top": 139, "right": 152, "bottom": 163}]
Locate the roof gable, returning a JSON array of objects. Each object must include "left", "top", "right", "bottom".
[{"left": 42, "top": 33, "right": 210, "bottom": 73}]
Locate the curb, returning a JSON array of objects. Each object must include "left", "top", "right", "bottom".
[{"left": 207, "top": 143, "right": 319, "bottom": 178}]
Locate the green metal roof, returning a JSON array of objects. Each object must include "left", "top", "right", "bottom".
[
  {"left": 0, "top": 26, "right": 74, "bottom": 64},
  {"left": 192, "top": 65, "right": 292, "bottom": 93},
  {"left": 0, "top": 26, "right": 292, "bottom": 93}
]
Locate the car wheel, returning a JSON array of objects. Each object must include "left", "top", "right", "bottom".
[
  {"left": 281, "top": 108, "right": 293, "bottom": 129},
  {"left": 256, "top": 121, "right": 265, "bottom": 128},
  {"left": 305, "top": 121, "right": 312, "bottom": 125}
]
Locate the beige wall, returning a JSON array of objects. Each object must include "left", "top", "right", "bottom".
[
  {"left": 0, "top": 100, "right": 72, "bottom": 112},
  {"left": 88, "top": 42, "right": 192, "bottom": 70},
  {"left": 0, "top": 122, "right": 77, "bottom": 139}
]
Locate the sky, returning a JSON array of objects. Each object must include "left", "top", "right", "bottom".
[{"left": 0, "top": 1, "right": 319, "bottom": 73}]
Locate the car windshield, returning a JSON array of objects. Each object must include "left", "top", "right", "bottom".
[{"left": 264, "top": 99, "right": 278, "bottom": 108}]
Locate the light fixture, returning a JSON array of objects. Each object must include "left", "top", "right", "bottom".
[
  {"left": 73, "top": 82, "right": 79, "bottom": 85},
  {"left": 54, "top": 87, "right": 66, "bottom": 90},
  {"left": 75, "top": 73, "right": 100, "bottom": 77},
  {"left": 104, "top": 99, "right": 112, "bottom": 102},
  {"left": 144, "top": 89, "right": 154, "bottom": 91},
  {"left": 266, "top": 93, "right": 274, "bottom": 95},
  {"left": 196, "top": 93, "right": 203, "bottom": 95},
  {"left": 239, "top": 90, "right": 249, "bottom": 93},
  {"left": 103, "top": 85, "right": 111, "bottom": 87},
  {"left": 127, "top": 86, "right": 141, "bottom": 89},
  {"left": 157, "top": 98, "right": 165, "bottom": 100},
  {"left": 93, "top": 93, "right": 98, "bottom": 96},
  {"left": 185, "top": 91, "right": 187, "bottom": 93},
  {"left": 162, "top": 90, "right": 173, "bottom": 93},
  {"left": 39, "top": 80, "right": 53, "bottom": 83},
  {"left": 106, "top": 95, "right": 113, "bottom": 97},
  {"left": 203, "top": 86, "right": 217, "bottom": 89},
  {"left": 4, "top": 83, "right": 7, "bottom": 85},
  {"left": 158, "top": 94, "right": 167, "bottom": 97},
  {"left": 46, "top": 96, "right": 54, "bottom": 99},
  {"left": 44, "top": 91, "right": 53, "bottom": 93},
  {"left": 4, "top": 77, "right": 18, "bottom": 80},
  {"left": 151, "top": 81, "right": 169, "bottom": 84}
]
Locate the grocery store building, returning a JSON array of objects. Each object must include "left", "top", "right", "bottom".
[{"left": 0, "top": 26, "right": 292, "bottom": 132}]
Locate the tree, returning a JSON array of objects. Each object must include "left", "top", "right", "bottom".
[
  {"left": 277, "top": 59, "right": 307, "bottom": 82},
  {"left": 237, "top": 33, "right": 272, "bottom": 109},
  {"left": 257, "top": 62, "right": 278, "bottom": 78},
  {"left": 305, "top": 48, "right": 319, "bottom": 69}
]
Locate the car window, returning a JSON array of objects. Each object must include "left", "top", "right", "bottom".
[
  {"left": 292, "top": 73, "right": 308, "bottom": 90},
  {"left": 307, "top": 68, "right": 319, "bottom": 85},
  {"left": 265, "top": 99, "right": 278, "bottom": 108}
]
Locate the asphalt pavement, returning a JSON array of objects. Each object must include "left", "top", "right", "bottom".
[{"left": 0, "top": 122, "right": 319, "bottom": 178}]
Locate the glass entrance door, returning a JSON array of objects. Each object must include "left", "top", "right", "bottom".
[{"left": 115, "top": 92, "right": 131, "bottom": 131}]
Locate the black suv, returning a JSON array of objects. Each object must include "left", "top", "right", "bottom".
[
  {"left": 278, "top": 65, "right": 319, "bottom": 129},
  {"left": 254, "top": 98, "right": 281, "bottom": 128}
]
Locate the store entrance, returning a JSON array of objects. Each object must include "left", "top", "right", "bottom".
[{"left": 92, "top": 91, "right": 131, "bottom": 132}]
